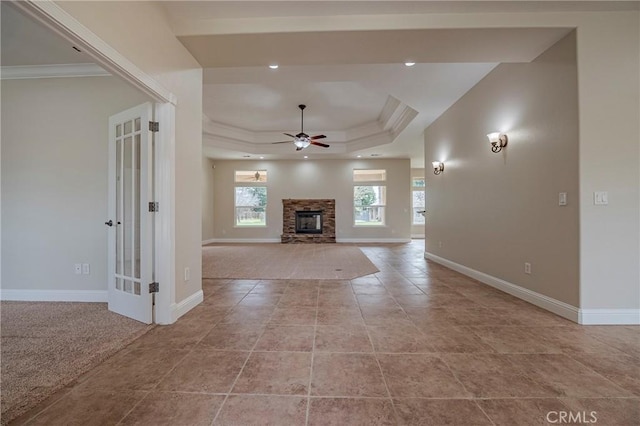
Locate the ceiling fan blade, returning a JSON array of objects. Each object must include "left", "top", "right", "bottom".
[
  {"left": 296, "top": 146, "right": 304, "bottom": 151},
  {"left": 271, "top": 141, "right": 291, "bottom": 144},
  {"left": 283, "top": 133, "right": 296, "bottom": 138},
  {"left": 311, "top": 141, "right": 330, "bottom": 148},
  {"left": 311, "top": 134, "right": 326, "bottom": 140}
]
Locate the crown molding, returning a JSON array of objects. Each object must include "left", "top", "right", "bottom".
[
  {"left": 10, "top": 0, "right": 176, "bottom": 104},
  {"left": 379, "top": 95, "right": 419, "bottom": 136},
  {"left": 1, "top": 63, "right": 110, "bottom": 80},
  {"left": 201, "top": 93, "right": 417, "bottom": 155}
]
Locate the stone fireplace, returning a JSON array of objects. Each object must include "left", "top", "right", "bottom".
[{"left": 282, "top": 199, "right": 336, "bottom": 243}]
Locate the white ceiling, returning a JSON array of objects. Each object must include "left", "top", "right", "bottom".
[
  {"left": 174, "top": 7, "right": 576, "bottom": 166},
  {"left": 201, "top": 62, "right": 499, "bottom": 164},
  {"left": 6, "top": 1, "right": 636, "bottom": 168},
  {"left": 168, "top": 1, "right": 627, "bottom": 166},
  {"left": 164, "top": 1, "right": 639, "bottom": 21}
]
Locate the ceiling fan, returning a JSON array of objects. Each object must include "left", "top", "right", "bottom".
[{"left": 272, "top": 104, "right": 330, "bottom": 151}]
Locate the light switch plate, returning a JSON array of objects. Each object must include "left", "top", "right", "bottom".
[
  {"left": 559, "top": 192, "right": 567, "bottom": 206},
  {"left": 594, "top": 191, "right": 608, "bottom": 205}
]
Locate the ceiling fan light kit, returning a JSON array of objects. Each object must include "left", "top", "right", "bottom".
[{"left": 272, "top": 104, "right": 330, "bottom": 151}]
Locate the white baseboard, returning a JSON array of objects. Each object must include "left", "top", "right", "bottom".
[
  {"left": 203, "top": 238, "right": 280, "bottom": 244},
  {"left": 424, "top": 252, "right": 640, "bottom": 325},
  {"left": 204, "top": 238, "right": 412, "bottom": 244},
  {"left": 169, "top": 290, "right": 203, "bottom": 323},
  {"left": 0, "top": 289, "right": 108, "bottom": 302},
  {"left": 579, "top": 309, "right": 640, "bottom": 325},
  {"left": 338, "top": 238, "right": 411, "bottom": 243},
  {"left": 424, "top": 252, "right": 580, "bottom": 323}
]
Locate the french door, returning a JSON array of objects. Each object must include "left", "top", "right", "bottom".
[{"left": 106, "top": 103, "right": 154, "bottom": 323}]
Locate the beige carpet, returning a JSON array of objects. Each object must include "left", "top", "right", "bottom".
[
  {"left": 202, "top": 244, "right": 379, "bottom": 280},
  {"left": 0, "top": 302, "right": 153, "bottom": 424}
]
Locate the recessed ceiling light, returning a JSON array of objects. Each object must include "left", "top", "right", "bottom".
[
  {"left": 269, "top": 64, "right": 279, "bottom": 69},
  {"left": 404, "top": 62, "right": 416, "bottom": 67},
  {"left": 371, "top": 154, "right": 381, "bottom": 157},
  {"left": 357, "top": 155, "right": 362, "bottom": 158},
  {"left": 242, "top": 155, "right": 251, "bottom": 158},
  {"left": 303, "top": 155, "right": 308, "bottom": 159},
  {"left": 259, "top": 156, "right": 264, "bottom": 159}
]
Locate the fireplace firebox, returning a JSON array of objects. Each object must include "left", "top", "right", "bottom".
[{"left": 295, "top": 211, "right": 323, "bottom": 234}]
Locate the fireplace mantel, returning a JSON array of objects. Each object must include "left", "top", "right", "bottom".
[{"left": 282, "top": 199, "right": 336, "bottom": 243}]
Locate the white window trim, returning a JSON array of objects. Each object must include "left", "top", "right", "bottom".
[
  {"left": 411, "top": 177, "right": 425, "bottom": 226},
  {"left": 353, "top": 173, "right": 387, "bottom": 226},
  {"left": 234, "top": 188, "right": 268, "bottom": 227}
]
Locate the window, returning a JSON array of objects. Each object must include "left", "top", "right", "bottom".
[
  {"left": 353, "top": 169, "right": 386, "bottom": 226},
  {"left": 353, "top": 169, "right": 386, "bottom": 182},
  {"left": 412, "top": 177, "right": 425, "bottom": 225},
  {"left": 235, "top": 170, "right": 267, "bottom": 226},
  {"left": 235, "top": 170, "right": 267, "bottom": 183}
]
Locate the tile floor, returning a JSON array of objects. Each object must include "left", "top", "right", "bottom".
[{"left": 12, "top": 242, "right": 639, "bottom": 425}]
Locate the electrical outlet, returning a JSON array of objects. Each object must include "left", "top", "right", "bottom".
[
  {"left": 184, "top": 267, "right": 190, "bottom": 281},
  {"left": 74, "top": 264, "right": 82, "bottom": 275},
  {"left": 82, "top": 263, "right": 90, "bottom": 275},
  {"left": 524, "top": 262, "right": 532, "bottom": 275}
]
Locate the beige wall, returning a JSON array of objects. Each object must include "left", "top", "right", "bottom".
[
  {"left": 424, "top": 32, "right": 580, "bottom": 306},
  {"left": 54, "top": 5, "right": 640, "bottom": 314},
  {"left": 410, "top": 168, "right": 426, "bottom": 238},
  {"left": 575, "top": 13, "right": 640, "bottom": 310},
  {"left": 58, "top": 1, "right": 203, "bottom": 303},
  {"left": 202, "top": 157, "right": 215, "bottom": 241},
  {"left": 1, "top": 77, "right": 148, "bottom": 292},
  {"left": 207, "top": 159, "right": 411, "bottom": 241}
]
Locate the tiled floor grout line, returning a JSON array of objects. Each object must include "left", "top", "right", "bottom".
[
  {"left": 556, "top": 352, "right": 636, "bottom": 395},
  {"left": 17, "top": 388, "right": 74, "bottom": 425},
  {"left": 367, "top": 251, "right": 487, "bottom": 424},
  {"left": 304, "top": 285, "right": 320, "bottom": 426},
  {"left": 209, "top": 287, "right": 274, "bottom": 426},
  {"left": 350, "top": 277, "right": 402, "bottom": 425},
  {"left": 115, "top": 320, "right": 219, "bottom": 426},
  {"left": 113, "top": 392, "right": 153, "bottom": 426},
  {"left": 472, "top": 398, "right": 498, "bottom": 426},
  {"left": 471, "top": 398, "right": 495, "bottom": 426},
  {"left": 12, "top": 248, "right": 639, "bottom": 426},
  {"left": 25, "top": 306, "right": 232, "bottom": 425}
]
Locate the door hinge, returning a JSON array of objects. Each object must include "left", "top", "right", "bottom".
[
  {"left": 149, "top": 282, "right": 159, "bottom": 293},
  {"left": 149, "top": 202, "right": 159, "bottom": 212},
  {"left": 149, "top": 121, "right": 159, "bottom": 132}
]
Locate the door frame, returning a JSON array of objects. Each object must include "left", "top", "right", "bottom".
[{"left": 14, "top": 0, "right": 176, "bottom": 324}]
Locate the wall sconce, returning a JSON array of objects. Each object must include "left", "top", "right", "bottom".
[
  {"left": 487, "top": 132, "right": 508, "bottom": 153},
  {"left": 432, "top": 161, "right": 444, "bottom": 175}
]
